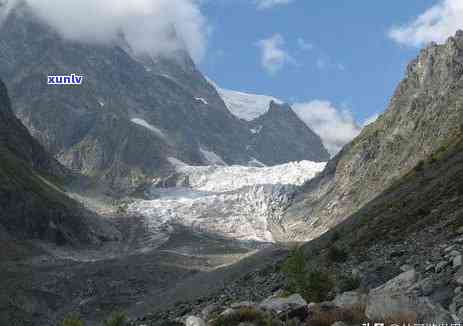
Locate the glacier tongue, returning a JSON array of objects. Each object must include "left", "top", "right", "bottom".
[{"left": 128, "top": 161, "right": 326, "bottom": 243}]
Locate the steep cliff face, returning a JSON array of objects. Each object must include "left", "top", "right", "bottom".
[
  {"left": 0, "top": 79, "right": 120, "bottom": 245},
  {"left": 0, "top": 5, "right": 329, "bottom": 195},
  {"left": 278, "top": 31, "right": 463, "bottom": 241},
  {"left": 248, "top": 101, "right": 330, "bottom": 165}
]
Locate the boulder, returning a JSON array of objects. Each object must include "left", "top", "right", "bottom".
[
  {"left": 333, "top": 291, "right": 368, "bottom": 310},
  {"left": 185, "top": 316, "right": 206, "bottom": 326},
  {"left": 331, "top": 322, "right": 349, "bottom": 326},
  {"left": 201, "top": 304, "right": 222, "bottom": 321},
  {"left": 259, "top": 294, "right": 308, "bottom": 321},
  {"left": 435, "top": 261, "right": 450, "bottom": 273},
  {"left": 453, "top": 255, "right": 463, "bottom": 269},
  {"left": 365, "top": 270, "right": 453, "bottom": 323},
  {"left": 231, "top": 301, "right": 257, "bottom": 309},
  {"left": 454, "top": 268, "right": 463, "bottom": 285}
]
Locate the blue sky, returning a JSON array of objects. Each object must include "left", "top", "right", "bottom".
[
  {"left": 5, "top": 0, "right": 460, "bottom": 154},
  {"left": 199, "top": 0, "right": 439, "bottom": 126}
]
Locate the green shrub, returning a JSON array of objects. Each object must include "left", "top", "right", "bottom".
[
  {"left": 414, "top": 160, "right": 425, "bottom": 172},
  {"left": 305, "top": 270, "right": 335, "bottom": 302},
  {"left": 60, "top": 314, "right": 85, "bottom": 326},
  {"left": 281, "top": 248, "right": 334, "bottom": 302},
  {"left": 102, "top": 311, "right": 128, "bottom": 326},
  {"left": 338, "top": 274, "right": 361, "bottom": 292},
  {"left": 328, "top": 246, "right": 348, "bottom": 263}
]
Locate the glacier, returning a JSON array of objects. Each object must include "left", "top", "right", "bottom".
[{"left": 128, "top": 160, "right": 326, "bottom": 243}]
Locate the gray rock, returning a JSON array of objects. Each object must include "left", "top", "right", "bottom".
[
  {"left": 331, "top": 322, "right": 349, "bottom": 326},
  {"left": 436, "top": 261, "right": 450, "bottom": 273},
  {"left": 259, "top": 294, "right": 307, "bottom": 314},
  {"left": 445, "top": 245, "right": 456, "bottom": 253},
  {"left": 220, "top": 308, "right": 237, "bottom": 318},
  {"left": 454, "top": 269, "right": 463, "bottom": 285},
  {"left": 449, "top": 250, "right": 461, "bottom": 257},
  {"left": 185, "top": 316, "right": 206, "bottom": 326},
  {"left": 231, "top": 301, "right": 257, "bottom": 309},
  {"left": 333, "top": 291, "right": 368, "bottom": 310},
  {"left": 259, "top": 294, "right": 308, "bottom": 321},
  {"left": 453, "top": 255, "right": 463, "bottom": 268},
  {"left": 400, "top": 264, "right": 414, "bottom": 272},
  {"left": 201, "top": 304, "right": 221, "bottom": 321}
]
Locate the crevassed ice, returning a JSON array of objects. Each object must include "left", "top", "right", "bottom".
[{"left": 128, "top": 160, "right": 326, "bottom": 243}]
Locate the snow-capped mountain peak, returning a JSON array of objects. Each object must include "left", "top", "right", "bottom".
[{"left": 215, "top": 86, "right": 284, "bottom": 121}]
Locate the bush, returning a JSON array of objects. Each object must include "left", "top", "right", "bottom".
[
  {"left": 338, "top": 274, "right": 361, "bottom": 292},
  {"left": 281, "top": 248, "right": 334, "bottom": 302},
  {"left": 102, "top": 311, "right": 128, "bottom": 326},
  {"left": 328, "top": 246, "right": 348, "bottom": 263},
  {"left": 60, "top": 315, "right": 85, "bottom": 326},
  {"left": 414, "top": 160, "right": 425, "bottom": 172}
]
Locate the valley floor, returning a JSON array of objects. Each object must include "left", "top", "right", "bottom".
[{"left": 1, "top": 160, "right": 323, "bottom": 325}]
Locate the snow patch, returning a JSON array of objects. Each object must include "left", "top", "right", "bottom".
[
  {"left": 200, "top": 146, "right": 227, "bottom": 166},
  {"left": 215, "top": 86, "right": 283, "bottom": 121},
  {"left": 250, "top": 126, "right": 263, "bottom": 134},
  {"left": 130, "top": 118, "right": 167, "bottom": 140},
  {"left": 195, "top": 97, "right": 208, "bottom": 105}
]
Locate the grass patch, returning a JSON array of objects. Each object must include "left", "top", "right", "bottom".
[{"left": 60, "top": 314, "right": 85, "bottom": 326}]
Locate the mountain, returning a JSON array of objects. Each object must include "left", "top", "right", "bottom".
[
  {"left": 276, "top": 30, "right": 463, "bottom": 242},
  {"left": 215, "top": 86, "right": 283, "bottom": 121},
  {"left": 247, "top": 101, "right": 330, "bottom": 165},
  {"left": 0, "top": 78, "right": 120, "bottom": 245},
  {"left": 216, "top": 85, "right": 330, "bottom": 164},
  {"left": 0, "top": 5, "right": 329, "bottom": 195}
]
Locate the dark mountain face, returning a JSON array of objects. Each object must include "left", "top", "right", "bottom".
[
  {"left": 0, "top": 79, "right": 120, "bottom": 245},
  {"left": 0, "top": 6, "right": 329, "bottom": 194},
  {"left": 248, "top": 101, "right": 330, "bottom": 165},
  {"left": 276, "top": 31, "right": 463, "bottom": 242}
]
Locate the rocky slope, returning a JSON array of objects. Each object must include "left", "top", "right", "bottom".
[
  {"left": 0, "top": 78, "right": 120, "bottom": 245},
  {"left": 0, "top": 4, "right": 328, "bottom": 194},
  {"left": 278, "top": 30, "right": 463, "bottom": 242},
  {"left": 137, "top": 119, "right": 463, "bottom": 326}
]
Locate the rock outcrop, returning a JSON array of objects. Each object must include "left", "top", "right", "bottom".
[
  {"left": 279, "top": 30, "right": 463, "bottom": 241},
  {"left": 0, "top": 79, "right": 120, "bottom": 244}
]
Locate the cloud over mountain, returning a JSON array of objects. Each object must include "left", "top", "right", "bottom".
[
  {"left": 0, "top": 0, "right": 208, "bottom": 62},
  {"left": 292, "top": 100, "right": 361, "bottom": 155}
]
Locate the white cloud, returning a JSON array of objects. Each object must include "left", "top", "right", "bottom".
[
  {"left": 256, "top": 33, "right": 293, "bottom": 74},
  {"left": 389, "top": 0, "right": 463, "bottom": 47},
  {"left": 1, "top": 0, "right": 208, "bottom": 62},
  {"left": 292, "top": 100, "right": 362, "bottom": 155},
  {"left": 255, "top": 0, "right": 294, "bottom": 10}
]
